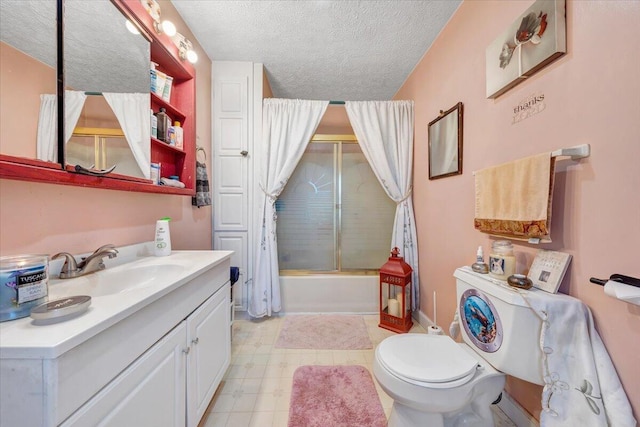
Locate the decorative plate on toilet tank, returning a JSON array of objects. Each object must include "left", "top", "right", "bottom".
[{"left": 460, "top": 289, "right": 503, "bottom": 353}]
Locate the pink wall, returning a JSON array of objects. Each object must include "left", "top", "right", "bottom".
[
  {"left": 396, "top": 0, "right": 640, "bottom": 419},
  {"left": 0, "top": 42, "right": 56, "bottom": 158},
  {"left": 316, "top": 105, "right": 354, "bottom": 134},
  {"left": 0, "top": 0, "right": 213, "bottom": 256}
]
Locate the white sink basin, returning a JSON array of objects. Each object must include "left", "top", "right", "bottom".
[{"left": 50, "top": 263, "right": 185, "bottom": 298}]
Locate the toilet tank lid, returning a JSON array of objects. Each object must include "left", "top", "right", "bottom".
[{"left": 454, "top": 266, "right": 545, "bottom": 307}]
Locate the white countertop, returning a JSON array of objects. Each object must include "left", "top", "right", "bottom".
[{"left": 0, "top": 249, "right": 232, "bottom": 360}]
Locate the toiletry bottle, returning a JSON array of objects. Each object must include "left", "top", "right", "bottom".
[
  {"left": 489, "top": 240, "right": 515, "bottom": 280},
  {"left": 156, "top": 108, "right": 170, "bottom": 142},
  {"left": 154, "top": 217, "right": 172, "bottom": 256},
  {"left": 167, "top": 124, "right": 176, "bottom": 146},
  {"left": 150, "top": 109, "right": 158, "bottom": 139},
  {"left": 173, "top": 121, "right": 183, "bottom": 149},
  {"left": 472, "top": 246, "right": 489, "bottom": 274}
]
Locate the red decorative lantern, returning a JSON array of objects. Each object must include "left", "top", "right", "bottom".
[{"left": 379, "top": 247, "right": 413, "bottom": 333}]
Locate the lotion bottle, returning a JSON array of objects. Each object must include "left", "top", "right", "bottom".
[
  {"left": 154, "top": 217, "right": 172, "bottom": 256},
  {"left": 173, "top": 121, "right": 183, "bottom": 149}
]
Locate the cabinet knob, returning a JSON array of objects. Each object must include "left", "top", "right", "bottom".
[
  {"left": 191, "top": 337, "right": 199, "bottom": 345},
  {"left": 183, "top": 347, "right": 190, "bottom": 355},
  {"left": 240, "top": 150, "right": 248, "bottom": 157}
]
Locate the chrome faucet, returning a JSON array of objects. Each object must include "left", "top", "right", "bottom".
[{"left": 52, "top": 244, "right": 119, "bottom": 279}]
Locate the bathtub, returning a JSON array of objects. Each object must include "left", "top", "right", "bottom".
[{"left": 279, "top": 275, "right": 379, "bottom": 313}]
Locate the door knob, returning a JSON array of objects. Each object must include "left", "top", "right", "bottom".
[{"left": 240, "top": 150, "right": 248, "bottom": 157}]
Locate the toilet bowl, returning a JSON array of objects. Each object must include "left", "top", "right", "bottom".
[
  {"left": 373, "top": 266, "right": 550, "bottom": 427},
  {"left": 373, "top": 334, "right": 505, "bottom": 427}
]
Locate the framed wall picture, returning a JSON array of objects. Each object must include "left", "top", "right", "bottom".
[
  {"left": 428, "top": 102, "right": 463, "bottom": 180},
  {"left": 486, "top": 0, "right": 566, "bottom": 99}
]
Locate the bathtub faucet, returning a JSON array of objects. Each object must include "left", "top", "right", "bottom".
[{"left": 52, "top": 244, "right": 119, "bottom": 279}]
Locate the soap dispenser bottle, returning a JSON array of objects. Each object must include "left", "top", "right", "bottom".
[{"left": 154, "top": 217, "right": 172, "bottom": 256}]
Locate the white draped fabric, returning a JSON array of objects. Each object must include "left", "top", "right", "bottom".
[
  {"left": 103, "top": 92, "right": 151, "bottom": 179},
  {"left": 36, "top": 91, "right": 87, "bottom": 162},
  {"left": 250, "top": 99, "right": 329, "bottom": 318},
  {"left": 345, "top": 100, "right": 420, "bottom": 310},
  {"left": 36, "top": 94, "right": 57, "bottom": 162}
]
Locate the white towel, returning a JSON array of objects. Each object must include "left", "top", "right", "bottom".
[
  {"left": 517, "top": 290, "right": 636, "bottom": 427},
  {"left": 159, "top": 177, "right": 185, "bottom": 188}
]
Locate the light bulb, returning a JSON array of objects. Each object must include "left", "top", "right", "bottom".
[
  {"left": 161, "top": 20, "right": 176, "bottom": 37},
  {"left": 186, "top": 49, "right": 198, "bottom": 64},
  {"left": 125, "top": 20, "right": 140, "bottom": 35}
]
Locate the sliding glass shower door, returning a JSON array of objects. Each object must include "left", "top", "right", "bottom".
[{"left": 277, "top": 137, "right": 395, "bottom": 273}]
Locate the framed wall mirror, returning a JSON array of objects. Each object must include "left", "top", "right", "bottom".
[{"left": 428, "top": 102, "right": 463, "bottom": 180}]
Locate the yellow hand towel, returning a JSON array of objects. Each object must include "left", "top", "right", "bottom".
[{"left": 474, "top": 152, "right": 555, "bottom": 239}]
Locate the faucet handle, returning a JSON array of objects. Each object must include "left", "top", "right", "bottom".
[{"left": 52, "top": 252, "right": 78, "bottom": 275}]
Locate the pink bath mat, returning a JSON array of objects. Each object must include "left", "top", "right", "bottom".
[
  {"left": 288, "top": 365, "right": 387, "bottom": 427},
  {"left": 275, "top": 315, "right": 372, "bottom": 349}
]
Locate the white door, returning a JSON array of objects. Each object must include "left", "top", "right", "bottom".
[
  {"left": 213, "top": 74, "right": 249, "bottom": 231},
  {"left": 186, "top": 284, "right": 231, "bottom": 427}
]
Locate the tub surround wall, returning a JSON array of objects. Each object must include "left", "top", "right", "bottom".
[
  {"left": 396, "top": 0, "right": 639, "bottom": 419},
  {"left": 0, "top": 0, "right": 212, "bottom": 256}
]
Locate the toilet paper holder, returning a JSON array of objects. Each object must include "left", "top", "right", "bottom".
[{"left": 589, "top": 274, "right": 640, "bottom": 288}]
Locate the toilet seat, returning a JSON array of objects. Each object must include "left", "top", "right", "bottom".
[{"left": 377, "top": 334, "right": 480, "bottom": 389}]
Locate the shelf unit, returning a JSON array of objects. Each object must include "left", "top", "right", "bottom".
[
  {"left": 0, "top": 0, "right": 198, "bottom": 195},
  {"left": 119, "top": 0, "right": 196, "bottom": 192}
]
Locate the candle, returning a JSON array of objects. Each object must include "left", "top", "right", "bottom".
[{"left": 388, "top": 298, "right": 399, "bottom": 317}]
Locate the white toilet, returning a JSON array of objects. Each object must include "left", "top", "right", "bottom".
[{"left": 373, "top": 266, "right": 549, "bottom": 427}]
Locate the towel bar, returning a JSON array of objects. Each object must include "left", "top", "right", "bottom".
[
  {"left": 551, "top": 144, "right": 590, "bottom": 160},
  {"left": 472, "top": 144, "right": 591, "bottom": 176}
]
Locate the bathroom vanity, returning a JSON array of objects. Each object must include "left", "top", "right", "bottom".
[{"left": 0, "top": 249, "right": 232, "bottom": 427}]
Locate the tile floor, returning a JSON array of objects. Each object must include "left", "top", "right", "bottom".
[{"left": 200, "top": 314, "right": 517, "bottom": 427}]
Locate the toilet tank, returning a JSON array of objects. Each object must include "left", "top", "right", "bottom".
[{"left": 454, "top": 267, "right": 545, "bottom": 385}]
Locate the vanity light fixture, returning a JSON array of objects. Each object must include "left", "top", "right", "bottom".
[
  {"left": 174, "top": 33, "right": 198, "bottom": 64},
  {"left": 154, "top": 19, "right": 177, "bottom": 37},
  {"left": 185, "top": 48, "right": 198, "bottom": 64}
]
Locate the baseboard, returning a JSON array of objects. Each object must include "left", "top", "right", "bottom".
[{"left": 497, "top": 391, "right": 539, "bottom": 427}]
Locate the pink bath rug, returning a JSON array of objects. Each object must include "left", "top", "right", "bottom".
[
  {"left": 288, "top": 365, "right": 387, "bottom": 427},
  {"left": 275, "top": 315, "right": 372, "bottom": 349}
]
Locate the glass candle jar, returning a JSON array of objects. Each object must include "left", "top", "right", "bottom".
[{"left": 489, "top": 240, "right": 515, "bottom": 280}]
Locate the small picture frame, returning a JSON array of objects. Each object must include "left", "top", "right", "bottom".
[
  {"left": 428, "top": 102, "right": 463, "bottom": 180},
  {"left": 527, "top": 250, "right": 572, "bottom": 293}
]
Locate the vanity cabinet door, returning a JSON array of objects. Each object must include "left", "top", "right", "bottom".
[
  {"left": 186, "top": 282, "right": 231, "bottom": 427},
  {"left": 61, "top": 322, "right": 187, "bottom": 427}
]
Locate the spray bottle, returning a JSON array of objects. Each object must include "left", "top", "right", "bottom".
[{"left": 471, "top": 245, "right": 489, "bottom": 274}]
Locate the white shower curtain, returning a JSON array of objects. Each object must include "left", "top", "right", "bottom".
[
  {"left": 250, "top": 99, "right": 329, "bottom": 318},
  {"left": 103, "top": 92, "right": 151, "bottom": 179},
  {"left": 345, "top": 100, "right": 420, "bottom": 311},
  {"left": 36, "top": 90, "right": 87, "bottom": 162}
]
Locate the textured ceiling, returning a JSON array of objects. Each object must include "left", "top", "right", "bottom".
[{"left": 172, "top": 0, "right": 461, "bottom": 101}]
